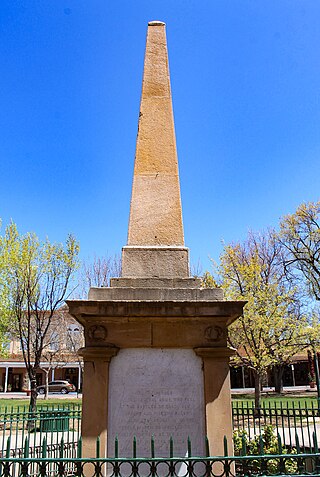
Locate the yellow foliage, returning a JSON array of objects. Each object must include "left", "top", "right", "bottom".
[{"left": 219, "top": 231, "right": 308, "bottom": 375}]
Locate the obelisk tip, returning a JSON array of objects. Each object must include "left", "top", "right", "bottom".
[{"left": 148, "top": 20, "right": 165, "bottom": 26}]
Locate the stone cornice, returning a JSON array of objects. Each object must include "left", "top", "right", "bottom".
[{"left": 67, "top": 299, "right": 245, "bottom": 327}]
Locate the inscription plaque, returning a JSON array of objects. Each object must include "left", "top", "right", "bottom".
[{"left": 108, "top": 349, "right": 206, "bottom": 458}]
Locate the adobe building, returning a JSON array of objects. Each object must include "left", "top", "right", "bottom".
[
  {"left": 67, "top": 21, "right": 245, "bottom": 458},
  {"left": 0, "top": 309, "right": 83, "bottom": 393}
]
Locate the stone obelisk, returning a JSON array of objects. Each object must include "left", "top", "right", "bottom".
[
  {"left": 122, "top": 20, "right": 188, "bottom": 278},
  {"left": 67, "top": 21, "right": 245, "bottom": 459}
]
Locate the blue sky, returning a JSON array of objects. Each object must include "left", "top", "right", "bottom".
[{"left": 1, "top": 1, "right": 319, "bottom": 272}]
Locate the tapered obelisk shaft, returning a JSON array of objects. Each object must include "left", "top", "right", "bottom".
[
  {"left": 122, "top": 21, "right": 189, "bottom": 278},
  {"left": 127, "top": 21, "right": 184, "bottom": 247}
]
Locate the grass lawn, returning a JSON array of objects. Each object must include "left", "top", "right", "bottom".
[
  {"left": 0, "top": 397, "right": 82, "bottom": 412},
  {"left": 232, "top": 393, "right": 319, "bottom": 408}
]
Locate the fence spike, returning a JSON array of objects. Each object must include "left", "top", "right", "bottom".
[
  {"left": 223, "top": 436, "right": 228, "bottom": 456},
  {"left": 187, "top": 436, "right": 192, "bottom": 457},
  {"left": 151, "top": 435, "right": 155, "bottom": 458},
  {"left": 6, "top": 436, "right": 11, "bottom": 458},
  {"left": 115, "top": 435, "right": 119, "bottom": 458},
  {"left": 133, "top": 436, "right": 137, "bottom": 458},
  {"left": 205, "top": 436, "right": 210, "bottom": 457},
  {"left": 170, "top": 436, "right": 173, "bottom": 458},
  {"left": 96, "top": 436, "right": 100, "bottom": 458}
]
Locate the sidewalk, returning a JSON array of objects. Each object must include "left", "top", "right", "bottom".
[
  {"left": 0, "top": 392, "right": 82, "bottom": 400},
  {"left": 232, "top": 385, "right": 317, "bottom": 395}
]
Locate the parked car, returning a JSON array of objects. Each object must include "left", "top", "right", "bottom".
[{"left": 37, "top": 380, "right": 76, "bottom": 394}]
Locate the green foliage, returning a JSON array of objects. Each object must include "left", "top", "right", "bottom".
[
  {"left": 234, "top": 426, "right": 297, "bottom": 474},
  {"left": 2, "top": 222, "right": 79, "bottom": 317},
  {"left": 0, "top": 221, "right": 18, "bottom": 354},
  {"left": 0, "top": 220, "right": 79, "bottom": 409},
  {"left": 234, "top": 425, "right": 279, "bottom": 455}
]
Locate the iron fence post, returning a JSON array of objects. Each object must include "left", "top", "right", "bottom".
[{"left": 313, "top": 348, "right": 320, "bottom": 415}]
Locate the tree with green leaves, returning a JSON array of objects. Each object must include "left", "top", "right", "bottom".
[
  {"left": 0, "top": 222, "right": 79, "bottom": 412},
  {"left": 217, "top": 230, "right": 308, "bottom": 409},
  {"left": 0, "top": 224, "right": 14, "bottom": 354},
  {"left": 279, "top": 201, "right": 320, "bottom": 300},
  {"left": 0, "top": 294, "right": 10, "bottom": 355}
]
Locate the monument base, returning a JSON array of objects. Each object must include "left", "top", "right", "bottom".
[{"left": 68, "top": 290, "right": 245, "bottom": 458}]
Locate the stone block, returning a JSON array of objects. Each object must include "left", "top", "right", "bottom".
[
  {"left": 121, "top": 246, "right": 190, "bottom": 278},
  {"left": 88, "top": 286, "right": 224, "bottom": 301}
]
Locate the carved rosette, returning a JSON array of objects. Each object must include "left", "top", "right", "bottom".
[
  {"left": 204, "top": 325, "right": 226, "bottom": 344},
  {"left": 87, "top": 324, "right": 108, "bottom": 342}
]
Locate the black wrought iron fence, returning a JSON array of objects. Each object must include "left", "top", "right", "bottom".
[
  {"left": 1, "top": 402, "right": 320, "bottom": 475},
  {"left": 0, "top": 403, "right": 81, "bottom": 459},
  {"left": 1, "top": 452, "right": 320, "bottom": 477},
  {"left": 232, "top": 401, "right": 320, "bottom": 450}
]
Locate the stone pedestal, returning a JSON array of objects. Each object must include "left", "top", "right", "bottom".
[{"left": 67, "top": 284, "right": 245, "bottom": 458}]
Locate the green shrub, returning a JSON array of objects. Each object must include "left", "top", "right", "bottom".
[{"left": 233, "top": 425, "right": 298, "bottom": 474}]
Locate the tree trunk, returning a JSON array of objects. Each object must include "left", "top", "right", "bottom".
[
  {"left": 254, "top": 371, "right": 262, "bottom": 413},
  {"left": 27, "top": 371, "right": 38, "bottom": 430},
  {"left": 274, "top": 364, "right": 284, "bottom": 394},
  {"left": 308, "top": 349, "right": 315, "bottom": 382},
  {"left": 44, "top": 370, "right": 49, "bottom": 399},
  {"left": 29, "top": 377, "right": 38, "bottom": 412}
]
